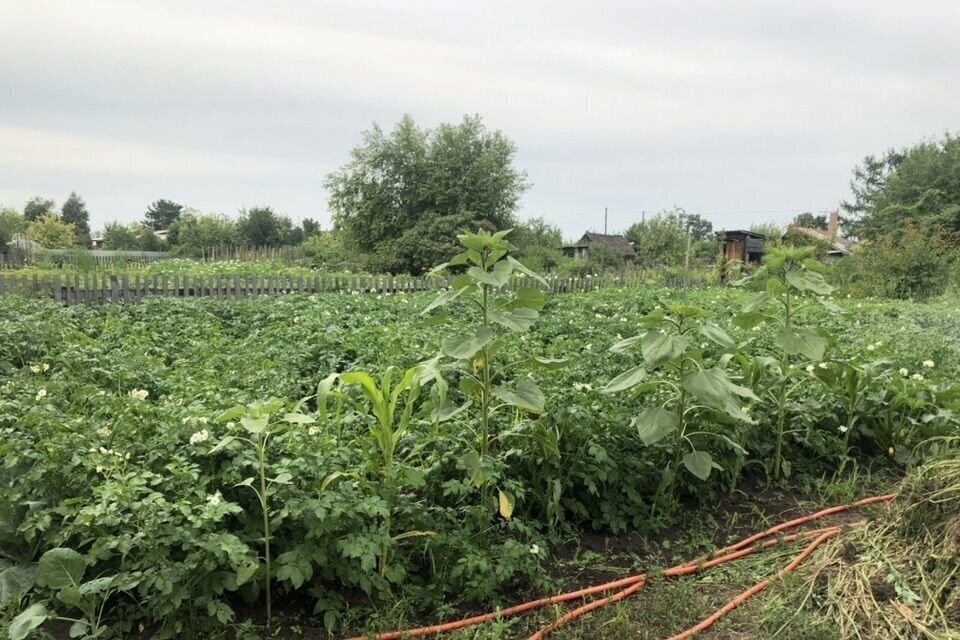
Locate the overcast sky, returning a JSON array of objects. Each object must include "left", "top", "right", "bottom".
[{"left": 2, "top": 1, "right": 958, "bottom": 240}]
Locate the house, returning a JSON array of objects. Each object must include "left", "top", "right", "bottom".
[
  {"left": 785, "top": 211, "right": 854, "bottom": 260},
  {"left": 561, "top": 232, "right": 637, "bottom": 261},
  {"left": 721, "top": 230, "right": 766, "bottom": 265}
]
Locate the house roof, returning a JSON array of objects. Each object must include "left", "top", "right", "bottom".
[
  {"left": 564, "top": 232, "right": 637, "bottom": 257},
  {"left": 786, "top": 226, "right": 854, "bottom": 255},
  {"left": 724, "top": 230, "right": 767, "bottom": 239}
]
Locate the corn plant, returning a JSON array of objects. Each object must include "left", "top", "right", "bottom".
[
  {"left": 424, "top": 228, "right": 564, "bottom": 517},
  {"left": 316, "top": 360, "right": 444, "bottom": 578},
  {"left": 733, "top": 246, "right": 836, "bottom": 480},
  {"left": 604, "top": 303, "right": 755, "bottom": 511}
]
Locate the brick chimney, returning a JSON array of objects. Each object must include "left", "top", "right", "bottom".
[{"left": 827, "top": 211, "right": 839, "bottom": 241}]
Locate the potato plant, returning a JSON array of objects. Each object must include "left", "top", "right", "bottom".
[{"left": 0, "top": 262, "right": 958, "bottom": 638}]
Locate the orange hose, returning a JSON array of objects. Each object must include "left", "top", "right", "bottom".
[
  {"left": 663, "top": 529, "right": 840, "bottom": 640},
  {"left": 525, "top": 524, "right": 859, "bottom": 640},
  {"left": 341, "top": 494, "right": 894, "bottom": 640}
]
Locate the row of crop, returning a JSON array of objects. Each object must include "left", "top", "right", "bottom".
[{"left": 1, "top": 232, "right": 958, "bottom": 638}]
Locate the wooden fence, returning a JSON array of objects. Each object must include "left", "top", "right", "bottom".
[{"left": 0, "top": 273, "right": 703, "bottom": 306}]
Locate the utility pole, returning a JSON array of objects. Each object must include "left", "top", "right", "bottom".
[
  {"left": 683, "top": 218, "right": 693, "bottom": 299},
  {"left": 604, "top": 207, "right": 608, "bottom": 235}
]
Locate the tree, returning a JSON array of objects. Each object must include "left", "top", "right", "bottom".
[
  {"left": 143, "top": 199, "right": 183, "bottom": 230},
  {"left": 237, "top": 206, "right": 294, "bottom": 247},
  {"left": 23, "top": 197, "right": 55, "bottom": 222},
  {"left": 841, "top": 134, "right": 960, "bottom": 241},
  {"left": 26, "top": 214, "right": 76, "bottom": 248},
  {"left": 101, "top": 221, "right": 141, "bottom": 250},
  {"left": 625, "top": 209, "right": 714, "bottom": 268},
  {"left": 0, "top": 207, "right": 26, "bottom": 252},
  {"left": 60, "top": 192, "right": 92, "bottom": 247},
  {"left": 325, "top": 114, "right": 530, "bottom": 273},
  {"left": 792, "top": 212, "right": 828, "bottom": 230},
  {"left": 511, "top": 217, "right": 565, "bottom": 272},
  {"left": 166, "top": 211, "right": 238, "bottom": 257},
  {"left": 301, "top": 218, "right": 321, "bottom": 237},
  {"left": 682, "top": 213, "right": 714, "bottom": 241}
]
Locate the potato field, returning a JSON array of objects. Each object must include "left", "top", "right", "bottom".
[{"left": 3, "top": 235, "right": 960, "bottom": 639}]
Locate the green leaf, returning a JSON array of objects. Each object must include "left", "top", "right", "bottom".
[
  {"left": 215, "top": 405, "right": 245, "bottom": 423},
  {"left": 392, "top": 530, "right": 437, "bottom": 542},
  {"left": 489, "top": 308, "right": 538, "bottom": 332},
  {"left": 461, "top": 450, "right": 486, "bottom": 487},
  {"left": 78, "top": 576, "right": 114, "bottom": 596},
  {"left": 641, "top": 331, "right": 687, "bottom": 369},
  {"left": 235, "top": 561, "right": 259, "bottom": 587},
  {"left": 818, "top": 298, "right": 843, "bottom": 313},
  {"left": 498, "top": 489, "right": 515, "bottom": 519},
  {"left": 528, "top": 356, "right": 568, "bottom": 369},
  {"left": 732, "top": 311, "right": 766, "bottom": 330},
  {"left": 281, "top": 412, "right": 315, "bottom": 424},
  {"left": 37, "top": 548, "right": 86, "bottom": 589},
  {"left": 507, "top": 287, "right": 546, "bottom": 310},
  {"left": 57, "top": 585, "right": 82, "bottom": 607},
  {"left": 742, "top": 292, "right": 770, "bottom": 312},
  {"left": 0, "top": 563, "right": 36, "bottom": 604},
  {"left": 468, "top": 261, "right": 512, "bottom": 287},
  {"left": 272, "top": 472, "right": 293, "bottom": 485},
  {"left": 602, "top": 365, "right": 647, "bottom": 393},
  {"left": 442, "top": 327, "right": 495, "bottom": 360},
  {"left": 774, "top": 328, "right": 827, "bottom": 361},
  {"left": 766, "top": 277, "right": 787, "bottom": 296},
  {"left": 492, "top": 379, "right": 545, "bottom": 413},
  {"left": 240, "top": 414, "right": 269, "bottom": 435},
  {"left": 699, "top": 324, "right": 735, "bottom": 349},
  {"left": 634, "top": 407, "right": 678, "bottom": 445},
  {"left": 637, "top": 308, "right": 666, "bottom": 328},
  {"left": 669, "top": 304, "right": 708, "bottom": 319},
  {"left": 422, "top": 283, "right": 473, "bottom": 314},
  {"left": 681, "top": 368, "right": 758, "bottom": 422},
  {"left": 609, "top": 335, "right": 642, "bottom": 353},
  {"left": 683, "top": 451, "right": 714, "bottom": 480},
  {"left": 785, "top": 270, "right": 833, "bottom": 295},
  {"left": 506, "top": 256, "right": 546, "bottom": 285},
  {"left": 8, "top": 603, "right": 50, "bottom": 640},
  {"left": 208, "top": 435, "right": 237, "bottom": 455}
]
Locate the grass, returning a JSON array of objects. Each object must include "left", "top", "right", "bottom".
[{"left": 343, "top": 473, "right": 900, "bottom": 640}]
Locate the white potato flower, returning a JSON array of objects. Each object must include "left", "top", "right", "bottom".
[
  {"left": 35, "top": 388, "right": 47, "bottom": 401},
  {"left": 911, "top": 373, "right": 924, "bottom": 381},
  {"left": 899, "top": 368, "right": 909, "bottom": 377},
  {"left": 128, "top": 389, "right": 149, "bottom": 401},
  {"left": 189, "top": 429, "right": 210, "bottom": 444},
  {"left": 923, "top": 360, "right": 935, "bottom": 369}
]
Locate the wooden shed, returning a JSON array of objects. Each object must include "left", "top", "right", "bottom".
[
  {"left": 721, "top": 230, "right": 766, "bottom": 265},
  {"left": 561, "top": 232, "right": 637, "bottom": 262}
]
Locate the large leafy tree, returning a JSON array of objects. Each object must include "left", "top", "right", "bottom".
[
  {"left": 143, "top": 199, "right": 184, "bottom": 230},
  {"left": 166, "top": 211, "right": 238, "bottom": 257},
  {"left": 23, "top": 197, "right": 55, "bottom": 222},
  {"left": 625, "top": 209, "right": 714, "bottom": 268},
  {"left": 101, "top": 221, "right": 141, "bottom": 250},
  {"left": 325, "top": 114, "right": 530, "bottom": 273},
  {"left": 236, "top": 206, "right": 293, "bottom": 247},
  {"left": 842, "top": 134, "right": 960, "bottom": 241},
  {"left": 60, "top": 192, "right": 92, "bottom": 247},
  {"left": 26, "top": 214, "right": 76, "bottom": 248}
]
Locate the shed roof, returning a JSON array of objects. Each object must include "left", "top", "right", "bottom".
[
  {"left": 786, "top": 226, "right": 854, "bottom": 256},
  {"left": 565, "top": 232, "right": 637, "bottom": 257}
]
